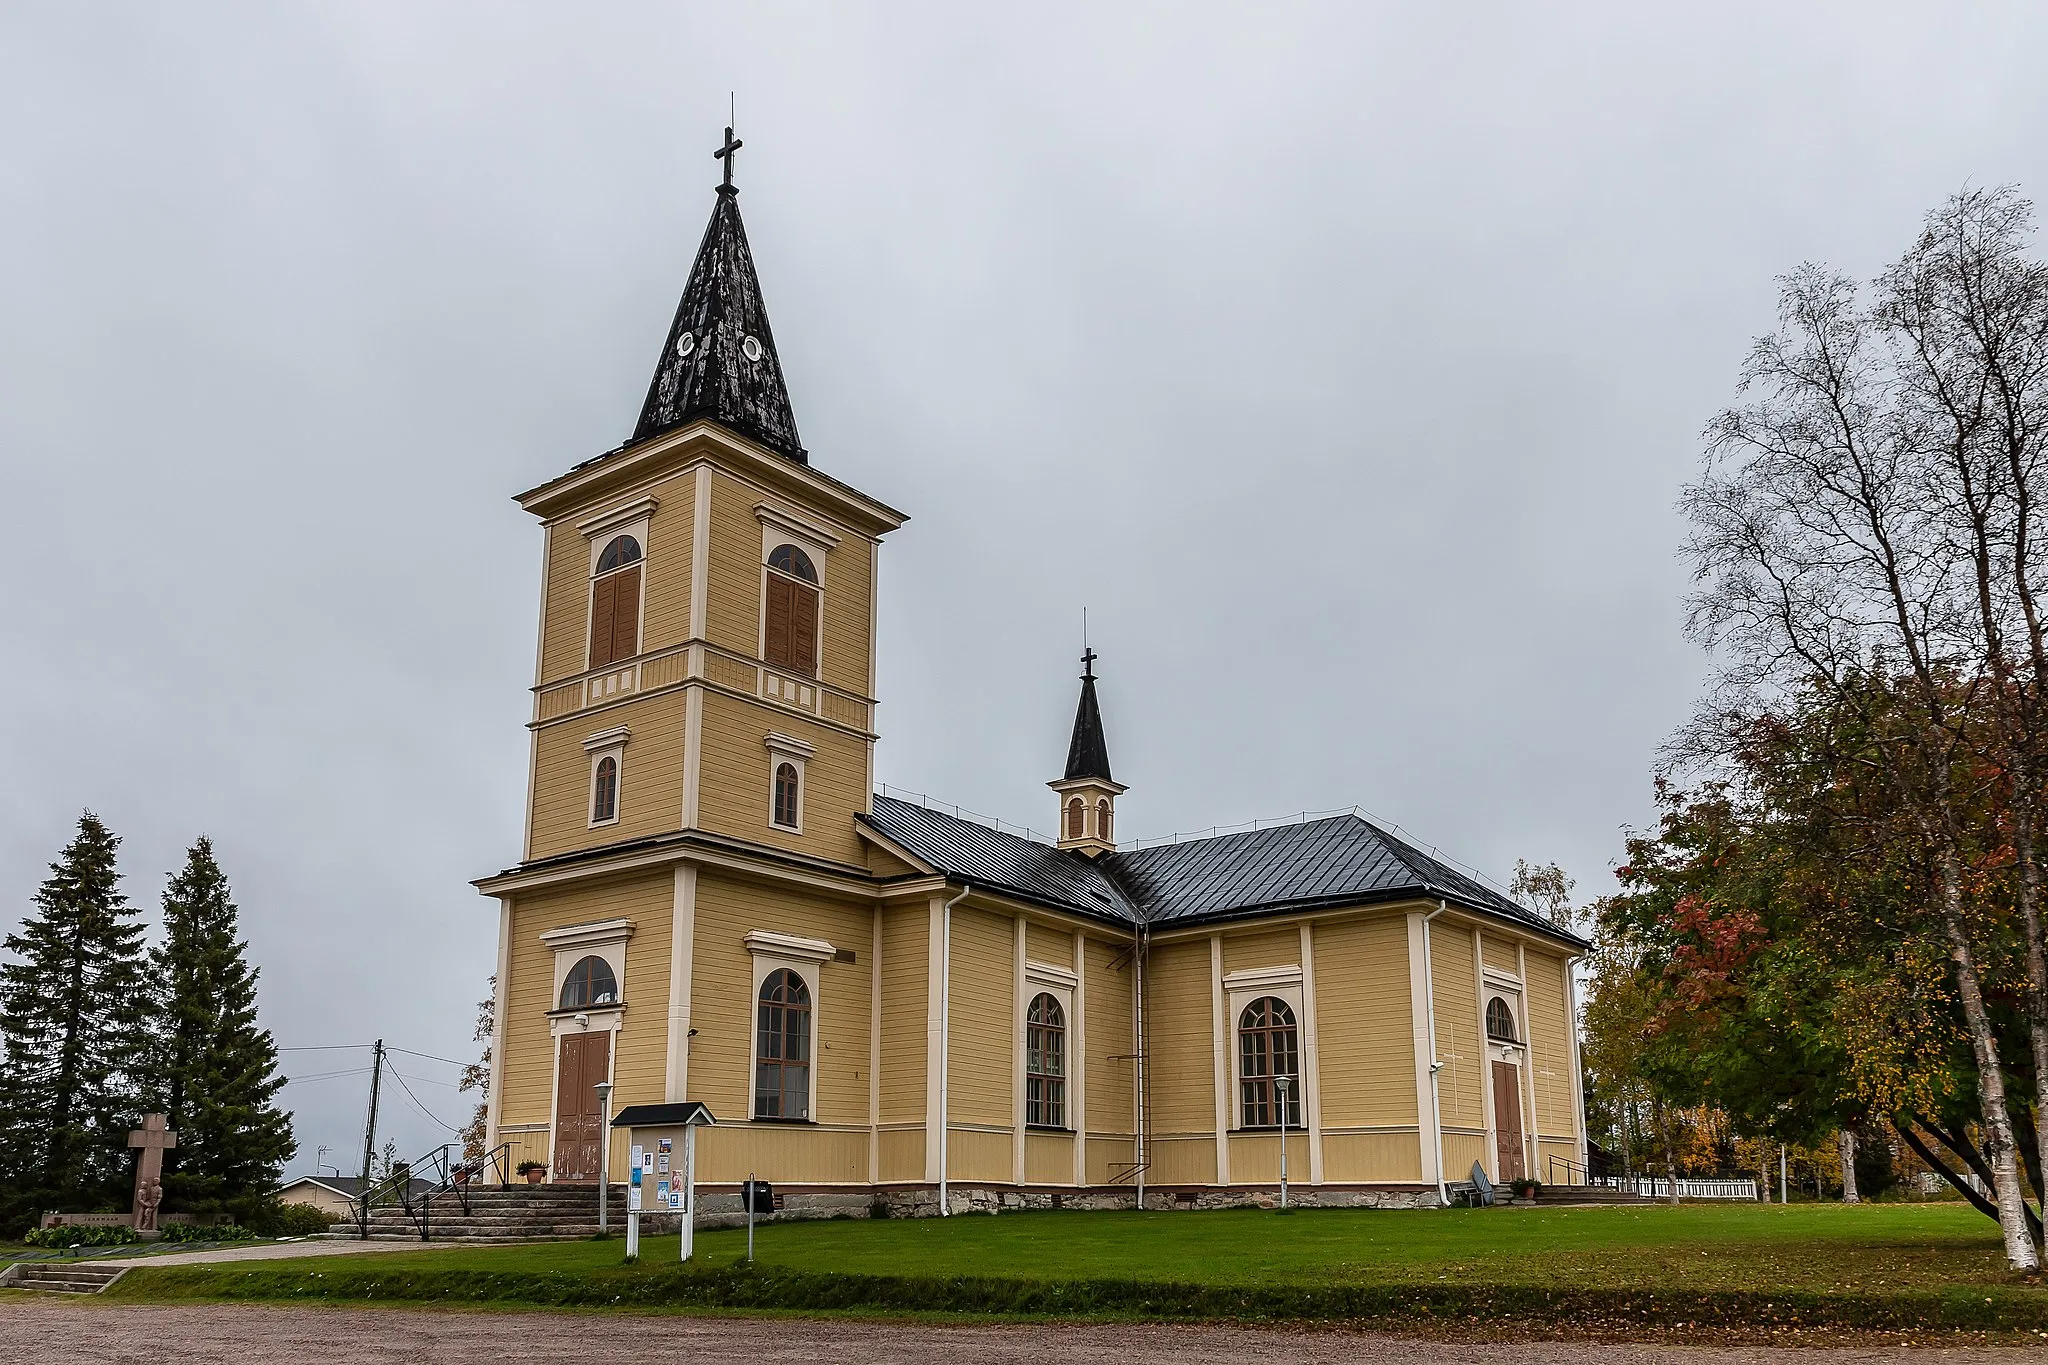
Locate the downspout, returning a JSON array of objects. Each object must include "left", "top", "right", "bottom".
[
  {"left": 1423, "top": 900, "right": 1449, "bottom": 1207},
  {"left": 1133, "top": 910, "right": 1148, "bottom": 1211},
  {"left": 938, "top": 883, "right": 970, "bottom": 1216}
]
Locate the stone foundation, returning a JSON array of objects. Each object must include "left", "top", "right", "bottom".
[{"left": 672, "top": 1182, "right": 1440, "bottom": 1226}]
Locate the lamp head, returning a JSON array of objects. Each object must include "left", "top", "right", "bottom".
[{"left": 594, "top": 1080, "right": 613, "bottom": 1102}]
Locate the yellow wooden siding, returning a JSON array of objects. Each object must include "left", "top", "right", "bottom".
[
  {"left": 537, "top": 471, "right": 695, "bottom": 686},
  {"left": 704, "top": 471, "right": 763, "bottom": 658},
  {"left": 693, "top": 688, "right": 870, "bottom": 865},
  {"left": 1442, "top": 1131, "right": 1487, "bottom": 1184},
  {"left": 497, "top": 872, "right": 674, "bottom": 1133},
  {"left": 1147, "top": 1136, "right": 1217, "bottom": 1185},
  {"left": 947, "top": 908, "right": 1015, "bottom": 1128},
  {"left": 947, "top": 1129, "right": 1012, "bottom": 1183},
  {"left": 1221, "top": 926, "right": 1298, "bottom": 973},
  {"left": 1311, "top": 915, "right": 1417, "bottom": 1128},
  {"left": 1084, "top": 937, "right": 1134, "bottom": 1149},
  {"left": 818, "top": 532, "right": 873, "bottom": 698},
  {"left": 1322, "top": 1131, "right": 1424, "bottom": 1183},
  {"left": 1226, "top": 1132, "right": 1310, "bottom": 1184},
  {"left": 1537, "top": 1138, "right": 1578, "bottom": 1183},
  {"left": 877, "top": 906, "right": 927, "bottom": 1125},
  {"left": 1430, "top": 922, "right": 1483, "bottom": 1129},
  {"left": 640, "top": 472, "right": 697, "bottom": 654},
  {"left": 1525, "top": 949, "right": 1577, "bottom": 1139},
  {"left": 1025, "top": 922, "right": 1069, "bottom": 967},
  {"left": 1481, "top": 933, "right": 1518, "bottom": 973},
  {"left": 1085, "top": 1136, "right": 1135, "bottom": 1185},
  {"left": 698, "top": 1124, "right": 868, "bottom": 1185},
  {"left": 528, "top": 692, "right": 684, "bottom": 859},
  {"left": 1144, "top": 939, "right": 1214, "bottom": 1134},
  {"left": 878, "top": 1128, "right": 924, "bottom": 1183},
  {"left": 1025, "top": 1132, "right": 1074, "bottom": 1185},
  {"left": 687, "top": 871, "right": 872, "bottom": 1127}
]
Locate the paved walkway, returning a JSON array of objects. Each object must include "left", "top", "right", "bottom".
[
  {"left": 95, "top": 1238, "right": 471, "bottom": 1268},
  {"left": 0, "top": 1303, "right": 2033, "bottom": 1363}
]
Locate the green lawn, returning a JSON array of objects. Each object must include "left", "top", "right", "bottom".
[
  {"left": 95, "top": 1201, "right": 2048, "bottom": 1334},
  {"left": 228, "top": 1202, "right": 2015, "bottom": 1295}
]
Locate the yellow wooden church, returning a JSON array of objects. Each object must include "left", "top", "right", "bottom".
[{"left": 477, "top": 139, "right": 1588, "bottom": 1216}]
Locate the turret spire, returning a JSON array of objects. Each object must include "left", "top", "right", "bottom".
[
  {"left": 632, "top": 126, "right": 806, "bottom": 462},
  {"left": 1051, "top": 648, "right": 1125, "bottom": 856}
]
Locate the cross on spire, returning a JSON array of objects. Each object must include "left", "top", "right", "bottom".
[
  {"left": 715, "top": 125, "right": 743, "bottom": 194},
  {"left": 1081, "top": 647, "right": 1097, "bottom": 680}
]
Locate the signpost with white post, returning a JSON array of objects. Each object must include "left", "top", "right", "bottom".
[{"left": 607, "top": 1102, "right": 717, "bottom": 1263}]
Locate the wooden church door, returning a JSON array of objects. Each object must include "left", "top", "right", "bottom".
[
  {"left": 552, "top": 1031, "right": 611, "bottom": 1182},
  {"left": 1491, "top": 1060, "right": 1526, "bottom": 1182}
]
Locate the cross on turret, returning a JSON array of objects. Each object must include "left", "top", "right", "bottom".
[{"left": 715, "top": 126, "right": 743, "bottom": 194}]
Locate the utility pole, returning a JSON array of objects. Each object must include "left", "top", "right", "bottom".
[{"left": 358, "top": 1039, "right": 385, "bottom": 1236}]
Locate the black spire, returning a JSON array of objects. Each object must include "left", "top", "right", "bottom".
[
  {"left": 1063, "top": 649, "right": 1114, "bottom": 782},
  {"left": 632, "top": 127, "right": 806, "bottom": 463}
]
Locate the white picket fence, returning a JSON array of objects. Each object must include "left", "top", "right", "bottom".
[{"left": 1593, "top": 1176, "right": 1759, "bottom": 1200}]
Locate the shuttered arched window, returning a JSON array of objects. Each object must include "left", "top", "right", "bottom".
[
  {"left": 772, "top": 761, "right": 801, "bottom": 830},
  {"left": 1066, "top": 798, "right": 1084, "bottom": 839},
  {"left": 588, "top": 535, "right": 643, "bottom": 669},
  {"left": 1486, "top": 996, "right": 1518, "bottom": 1043},
  {"left": 559, "top": 955, "right": 619, "bottom": 1010},
  {"left": 755, "top": 969, "right": 812, "bottom": 1119},
  {"left": 763, "top": 544, "right": 819, "bottom": 677},
  {"left": 1238, "top": 996, "right": 1301, "bottom": 1128},
  {"left": 591, "top": 756, "right": 618, "bottom": 824},
  {"left": 1025, "top": 993, "right": 1067, "bottom": 1128},
  {"left": 1097, "top": 800, "right": 1112, "bottom": 842}
]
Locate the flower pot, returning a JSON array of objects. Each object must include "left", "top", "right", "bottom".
[{"left": 524, "top": 1170, "right": 545, "bottom": 1185}]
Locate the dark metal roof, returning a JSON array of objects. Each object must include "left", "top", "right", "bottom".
[
  {"left": 864, "top": 796, "right": 1583, "bottom": 946},
  {"left": 612, "top": 1101, "right": 716, "bottom": 1128},
  {"left": 864, "top": 796, "right": 1136, "bottom": 921},
  {"left": 632, "top": 183, "right": 806, "bottom": 463},
  {"left": 1062, "top": 654, "right": 1113, "bottom": 783}
]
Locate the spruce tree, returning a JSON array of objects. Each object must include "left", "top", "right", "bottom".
[
  {"left": 0, "top": 813, "right": 150, "bottom": 1224},
  {"left": 148, "top": 837, "right": 295, "bottom": 1205}
]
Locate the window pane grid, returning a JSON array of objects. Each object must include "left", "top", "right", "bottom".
[
  {"left": 754, "top": 969, "right": 812, "bottom": 1120},
  {"left": 1025, "top": 993, "right": 1066, "bottom": 1128},
  {"left": 1237, "top": 996, "right": 1301, "bottom": 1129}
]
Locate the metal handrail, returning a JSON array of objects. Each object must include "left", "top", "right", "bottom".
[{"left": 1547, "top": 1154, "right": 1589, "bottom": 1187}]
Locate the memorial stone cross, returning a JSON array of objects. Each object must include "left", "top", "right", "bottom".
[{"left": 128, "top": 1113, "right": 177, "bottom": 1231}]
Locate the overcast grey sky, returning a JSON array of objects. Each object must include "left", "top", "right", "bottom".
[{"left": 6, "top": 2, "right": 2047, "bottom": 1170}]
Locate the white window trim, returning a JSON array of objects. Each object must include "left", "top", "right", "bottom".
[
  {"left": 1021, "top": 965, "right": 1075, "bottom": 1130},
  {"left": 1226, "top": 969, "right": 1305, "bottom": 1132},
  {"left": 1484, "top": 987, "right": 1526, "bottom": 1063},
  {"left": 585, "top": 728, "right": 629, "bottom": 829},
  {"left": 757, "top": 524, "right": 827, "bottom": 679},
  {"left": 544, "top": 920, "right": 632, "bottom": 1019},
  {"left": 746, "top": 931, "right": 834, "bottom": 1123},
  {"left": 765, "top": 733, "right": 811, "bottom": 834},
  {"left": 584, "top": 514, "right": 652, "bottom": 673}
]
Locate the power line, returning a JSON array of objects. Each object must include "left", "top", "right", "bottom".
[
  {"left": 391, "top": 1068, "right": 463, "bottom": 1091},
  {"left": 388, "top": 1046, "right": 473, "bottom": 1069},
  {"left": 282, "top": 1067, "right": 374, "bottom": 1085},
  {"left": 387, "top": 1066, "right": 463, "bottom": 1135},
  {"left": 278, "top": 1044, "right": 374, "bottom": 1053}
]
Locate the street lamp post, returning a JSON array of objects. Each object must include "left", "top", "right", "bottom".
[
  {"left": 1274, "top": 1074, "right": 1293, "bottom": 1214},
  {"left": 595, "top": 1080, "right": 614, "bottom": 1235}
]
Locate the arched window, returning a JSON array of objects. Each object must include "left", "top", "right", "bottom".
[
  {"left": 1025, "top": 993, "right": 1066, "bottom": 1128},
  {"left": 763, "top": 544, "right": 819, "bottom": 677},
  {"left": 558, "top": 955, "right": 619, "bottom": 1010},
  {"left": 588, "top": 534, "right": 643, "bottom": 669},
  {"left": 772, "top": 761, "right": 801, "bottom": 830},
  {"left": 1065, "top": 798, "right": 1085, "bottom": 839},
  {"left": 1097, "top": 799, "right": 1112, "bottom": 842},
  {"left": 1486, "top": 996, "right": 1518, "bottom": 1043},
  {"left": 754, "top": 968, "right": 812, "bottom": 1120},
  {"left": 591, "top": 756, "right": 618, "bottom": 824},
  {"left": 1238, "top": 996, "right": 1301, "bottom": 1128}
]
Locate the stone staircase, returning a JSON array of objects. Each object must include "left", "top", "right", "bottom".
[
  {"left": 1532, "top": 1183, "right": 1652, "bottom": 1206},
  {"left": 321, "top": 1184, "right": 651, "bottom": 1243},
  {"left": 2, "top": 1262, "right": 131, "bottom": 1294}
]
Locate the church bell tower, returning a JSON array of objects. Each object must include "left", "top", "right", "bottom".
[{"left": 1050, "top": 649, "right": 1125, "bottom": 856}]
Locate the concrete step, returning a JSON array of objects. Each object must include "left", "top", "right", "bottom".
[
  {"left": 5, "top": 1264, "right": 130, "bottom": 1294},
  {"left": 1532, "top": 1186, "right": 1650, "bottom": 1205}
]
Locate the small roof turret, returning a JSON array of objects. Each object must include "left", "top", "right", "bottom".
[{"left": 1063, "top": 648, "right": 1113, "bottom": 783}]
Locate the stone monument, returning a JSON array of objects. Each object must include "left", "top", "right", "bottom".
[{"left": 128, "top": 1113, "right": 177, "bottom": 1236}]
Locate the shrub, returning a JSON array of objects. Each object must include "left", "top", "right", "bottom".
[
  {"left": 24, "top": 1224, "right": 137, "bottom": 1247},
  {"left": 269, "top": 1203, "right": 338, "bottom": 1237},
  {"left": 161, "top": 1221, "right": 258, "bottom": 1243},
  {"left": 229, "top": 1196, "right": 334, "bottom": 1238},
  {"left": 1508, "top": 1178, "right": 1541, "bottom": 1199},
  {"left": 516, "top": 1160, "right": 547, "bottom": 1175}
]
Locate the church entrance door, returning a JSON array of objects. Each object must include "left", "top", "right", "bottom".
[
  {"left": 552, "top": 1031, "right": 610, "bottom": 1182},
  {"left": 1491, "top": 1060, "right": 1526, "bottom": 1182}
]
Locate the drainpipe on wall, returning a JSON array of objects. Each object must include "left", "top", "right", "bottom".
[
  {"left": 1423, "top": 900, "right": 1449, "bottom": 1207},
  {"left": 938, "top": 883, "right": 971, "bottom": 1216}
]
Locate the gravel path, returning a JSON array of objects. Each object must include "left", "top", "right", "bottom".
[{"left": 0, "top": 1301, "right": 2034, "bottom": 1363}]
